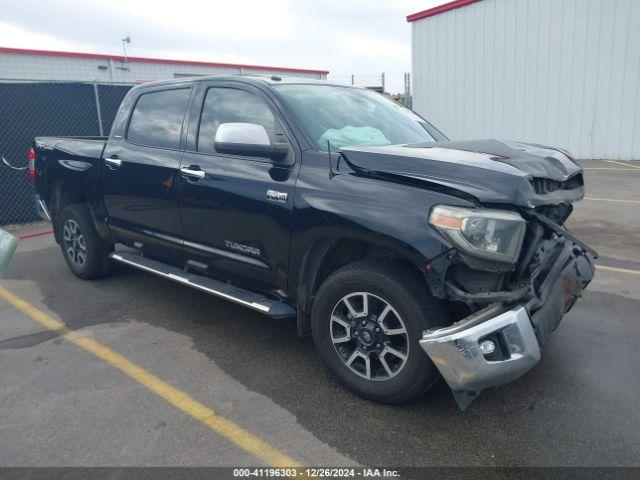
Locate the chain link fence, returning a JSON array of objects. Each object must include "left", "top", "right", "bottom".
[{"left": 0, "top": 80, "right": 133, "bottom": 226}]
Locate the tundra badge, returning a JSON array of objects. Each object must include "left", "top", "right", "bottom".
[
  {"left": 224, "top": 240, "right": 261, "bottom": 257},
  {"left": 266, "top": 190, "right": 288, "bottom": 204}
]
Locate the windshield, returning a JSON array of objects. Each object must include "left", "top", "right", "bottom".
[{"left": 274, "top": 84, "right": 448, "bottom": 151}]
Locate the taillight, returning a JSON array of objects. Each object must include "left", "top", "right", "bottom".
[{"left": 28, "top": 148, "right": 36, "bottom": 179}]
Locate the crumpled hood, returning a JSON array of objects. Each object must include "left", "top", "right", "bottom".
[{"left": 340, "top": 139, "right": 585, "bottom": 207}]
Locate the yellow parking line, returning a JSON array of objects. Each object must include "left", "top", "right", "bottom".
[
  {"left": 596, "top": 265, "right": 640, "bottom": 276},
  {"left": 584, "top": 197, "right": 640, "bottom": 205},
  {"left": 0, "top": 286, "right": 302, "bottom": 468},
  {"left": 606, "top": 160, "right": 640, "bottom": 170}
]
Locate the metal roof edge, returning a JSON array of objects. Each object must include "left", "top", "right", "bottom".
[
  {"left": 407, "top": 0, "right": 481, "bottom": 22},
  {"left": 0, "top": 47, "right": 330, "bottom": 75}
]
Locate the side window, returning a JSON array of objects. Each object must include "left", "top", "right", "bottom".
[
  {"left": 197, "top": 87, "right": 279, "bottom": 154},
  {"left": 127, "top": 88, "right": 191, "bottom": 149}
]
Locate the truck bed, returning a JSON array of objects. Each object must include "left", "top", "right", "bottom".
[
  {"left": 34, "top": 136, "right": 108, "bottom": 159},
  {"left": 32, "top": 136, "right": 109, "bottom": 218}
]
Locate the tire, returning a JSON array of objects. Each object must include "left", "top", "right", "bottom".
[
  {"left": 58, "top": 203, "right": 112, "bottom": 280},
  {"left": 311, "top": 260, "right": 448, "bottom": 404}
]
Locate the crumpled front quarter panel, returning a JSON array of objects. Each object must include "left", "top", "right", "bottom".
[{"left": 289, "top": 151, "right": 473, "bottom": 287}]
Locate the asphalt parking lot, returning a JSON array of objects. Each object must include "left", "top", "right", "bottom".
[{"left": 1, "top": 159, "right": 639, "bottom": 469}]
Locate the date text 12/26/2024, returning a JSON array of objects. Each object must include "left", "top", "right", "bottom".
[{"left": 233, "top": 468, "right": 400, "bottom": 478}]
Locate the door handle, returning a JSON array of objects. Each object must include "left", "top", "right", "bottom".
[
  {"left": 104, "top": 156, "right": 122, "bottom": 168},
  {"left": 180, "top": 167, "right": 205, "bottom": 179}
]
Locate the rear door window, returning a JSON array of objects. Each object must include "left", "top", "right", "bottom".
[{"left": 127, "top": 88, "right": 191, "bottom": 149}]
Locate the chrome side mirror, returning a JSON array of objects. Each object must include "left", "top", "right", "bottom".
[
  {"left": 215, "top": 123, "right": 271, "bottom": 146},
  {"left": 214, "top": 123, "right": 290, "bottom": 163}
]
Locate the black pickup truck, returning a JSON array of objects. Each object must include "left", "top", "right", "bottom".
[{"left": 31, "top": 76, "right": 595, "bottom": 408}]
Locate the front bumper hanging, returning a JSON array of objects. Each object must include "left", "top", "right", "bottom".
[
  {"left": 421, "top": 240, "right": 595, "bottom": 410},
  {"left": 420, "top": 304, "right": 540, "bottom": 410}
]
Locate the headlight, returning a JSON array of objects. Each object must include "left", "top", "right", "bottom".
[{"left": 429, "top": 205, "right": 526, "bottom": 264}]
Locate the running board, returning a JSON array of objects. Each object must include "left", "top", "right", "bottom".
[{"left": 110, "top": 252, "right": 296, "bottom": 319}]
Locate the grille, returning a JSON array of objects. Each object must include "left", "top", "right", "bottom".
[{"left": 530, "top": 173, "right": 583, "bottom": 195}]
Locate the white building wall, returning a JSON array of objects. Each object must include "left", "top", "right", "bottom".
[
  {"left": 411, "top": 0, "right": 640, "bottom": 160},
  {"left": 0, "top": 51, "right": 326, "bottom": 83}
]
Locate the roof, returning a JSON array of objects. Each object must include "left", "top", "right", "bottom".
[
  {"left": 130, "top": 75, "right": 355, "bottom": 91},
  {"left": 0, "top": 47, "right": 329, "bottom": 75},
  {"left": 133, "top": 75, "right": 329, "bottom": 86},
  {"left": 407, "top": 0, "right": 480, "bottom": 22}
]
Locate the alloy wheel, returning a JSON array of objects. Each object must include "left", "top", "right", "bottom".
[
  {"left": 330, "top": 292, "right": 409, "bottom": 381},
  {"left": 62, "top": 219, "right": 87, "bottom": 267}
]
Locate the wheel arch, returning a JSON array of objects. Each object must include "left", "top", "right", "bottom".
[
  {"left": 49, "top": 181, "right": 87, "bottom": 243},
  {"left": 49, "top": 181, "right": 110, "bottom": 245},
  {"left": 294, "top": 235, "right": 429, "bottom": 336}
]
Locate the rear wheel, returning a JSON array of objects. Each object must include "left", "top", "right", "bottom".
[
  {"left": 58, "top": 204, "right": 112, "bottom": 279},
  {"left": 311, "top": 260, "right": 448, "bottom": 404}
]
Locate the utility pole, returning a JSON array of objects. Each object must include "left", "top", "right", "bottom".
[
  {"left": 120, "top": 35, "right": 131, "bottom": 71},
  {"left": 404, "top": 73, "right": 412, "bottom": 108}
]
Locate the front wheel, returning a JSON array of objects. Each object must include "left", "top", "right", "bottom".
[{"left": 311, "top": 260, "right": 448, "bottom": 404}]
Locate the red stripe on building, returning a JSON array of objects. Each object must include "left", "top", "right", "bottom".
[
  {"left": 407, "top": 0, "right": 480, "bottom": 22},
  {"left": 0, "top": 47, "right": 329, "bottom": 75}
]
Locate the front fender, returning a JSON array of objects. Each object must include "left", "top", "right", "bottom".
[{"left": 290, "top": 155, "right": 475, "bottom": 311}]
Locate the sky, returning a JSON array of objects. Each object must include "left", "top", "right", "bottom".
[{"left": 0, "top": 0, "right": 443, "bottom": 93}]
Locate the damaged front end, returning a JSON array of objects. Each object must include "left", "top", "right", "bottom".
[
  {"left": 421, "top": 204, "right": 596, "bottom": 409},
  {"left": 339, "top": 140, "right": 596, "bottom": 408}
]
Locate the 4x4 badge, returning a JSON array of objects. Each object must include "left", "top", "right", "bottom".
[{"left": 266, "top": 190, "right": 288, "bottom": 204}]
